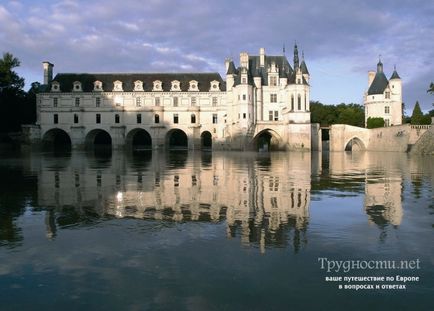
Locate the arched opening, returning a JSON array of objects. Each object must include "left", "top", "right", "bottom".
[
  {"left": 126, "top": 129, "right": 152, "bottom": 150},
  {"left": 201, "top": 131, "right": 212, "bottom": 149},
  {"left": 252, "top": 130, "right": 281, "bottom": 152},
  {"left": 166, "top": 129, "right": 188, "bottom": 149},
  {"left": 345, "top": 137, "right": 366, "bottom": 152},
  {"left": 42, "top": 129, "right": 72, "bottom": 150},
  {"left": 85, "top": 129, "right": 112, "bottom": 149}
]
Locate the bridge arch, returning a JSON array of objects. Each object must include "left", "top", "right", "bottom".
[
  {"left": 126, "top": 128, "right": 152, "bottom": 150},
  {"left": 85, "top": 129, "right": 112, "bottom": 149},
  {"left": 42, "top": 128, "right": 71, "bottom": 149},
  {"left": 345, "top": 137, "right": 366, "bottom": 151},
  {"left": 166, "top": 129, "right": 188, "bottom": 149},
  {"left": 252, "top": 129, "right": 282, "bottom": 151},
  {"left": 201, "top": 131, "right": 212, "bottom": 149}
]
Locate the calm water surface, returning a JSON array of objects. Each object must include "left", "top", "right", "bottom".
[{"left": 0, "top": 149, "right": 433, "bottom": 310}]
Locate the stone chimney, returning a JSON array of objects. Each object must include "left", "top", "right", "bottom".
[
  {"left": 259, "top": 48, "right": 265, "bottom": 67},
  {"left": 43, "top": 61, "right": 54, "bottom": 84},
  {"left": 368, "top": 70, "right": 375, "bottom": 87},
  {"left": 240, "top": 52, "right": 249, "bottom": 69}
]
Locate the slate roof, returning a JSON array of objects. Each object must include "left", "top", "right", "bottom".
[
  {"left": 390, "top": 69, "right": 401, "bottom": 80},
  {"left": 229, "top": 55, "right": 307, "bottom": 87},
  {"left": 367, "top": 71, "right": 389, "bottom": 95},
  {"left": 300, "top": 60, "right": 309, "bottom": 75},
  {"left": 49, "top": 72, "right": 226, "bottom": 92}
]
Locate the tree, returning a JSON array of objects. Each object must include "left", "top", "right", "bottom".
[
  {"left": 428, "top": 82, "right": 434, "bottom": 94},
  {"left": 367, "top": 117, "right": 384, "bottom": 129},
  {"left": 0, "top": 52, "right": 26, "bottom": 132},
  {"left": 410, "top": 101, "right": 424, "bottom": 125}
]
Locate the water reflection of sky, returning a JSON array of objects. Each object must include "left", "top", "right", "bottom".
[{"left": 0, "top": 150, "right": 433, "bottom": 310}]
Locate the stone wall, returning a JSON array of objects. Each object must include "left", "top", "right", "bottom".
[{"left": 410, "top": 126, "right": 434, "bottom": 155}]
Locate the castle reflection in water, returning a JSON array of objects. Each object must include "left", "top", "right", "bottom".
[{"left": 34, "top": 150, "right": 408, "bottom": 252}]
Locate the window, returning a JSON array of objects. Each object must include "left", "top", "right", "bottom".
[
  {"left": 297, "top": 78, "right": 301, "bottom": 84},
  {"left": 53, "top": 114, "right": 58, "bottom": 124},
  {"left": 191, "top": 114, "right": 196, "bottom": 123},
  {"left": 191, "top": 97, "right": 196, "bottom": 106},
  {"left": 385, "top": 92, "right": 390, "bottom": 99},
  {"left": 270, "top": 94, "right": 277, "bottom": 103},
  {"left": 96, "top": 97, "right": 101, "bottom": 107},
  {"left": 291, "top": 95, "right": 294, "bottom": 111},
  {"left": 385, "top": 119, "right": 390, "bottom": 127},
  {"left": 115, "top": 114, "right": 120, "bottom": 123},
  {"left": 173, "top": 97, "right": 178, "bottom": 107},
  {"left": 154, "top": 114, "right": 160, "bottom": 124},
  {"left": 297, "top": 94, "right": 301, "bottom": 110},
  {"left": 274, "top": 111, "right": 278, "bottom": 121},
  {"left": 242, "top": 94, "right": 246, "bottom": 101},
  {"left": 173, "top": 114, "right": 179, "bottom": 124},
  {"left": 212, "top": 97, "right": 217, "bottom": 107},
  {"left": 96, "top": 114, "right": 101, "bottom": 124},
  {"left": 53, "top": 97, "right": 58, "bottom": 107},
  {"left": 243, "top": 113, "right": 246, "bottom": 119},
  {"left": 270, "top": 76, "right": 277, "bottom": 86},
  {"left": 212, "top": 114, "right": 218, "bottom": 124},
  {"left": 269, "top": 111, "right": 273, "bottom": 121},
  {"left": 136, "top": 97, "right": 141, "bottom": 107},
  {"left": 74, "top": 114, "right": 78, "bottom": 124},
  {"left": 137, "top": 114, "right": 142, "bottom": 124},
  {"left": 385, "top": 106, "right": 390, "bottom": 114},
  {"left": 155, "top": 97, "right": 160, "bottom": 106},
  {"left": 242, "top": 77, "right": 247, "bottom": 84},
  {"left": 75, "top": 97, "right": 80, "bottom": 107}
]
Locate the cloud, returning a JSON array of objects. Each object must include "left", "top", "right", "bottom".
[{"left": 0, "top": 0, "right": 433, "bottom": 108}]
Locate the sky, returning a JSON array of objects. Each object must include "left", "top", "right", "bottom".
[{"left": 1, "top": 0, "right": 433, "bottom": 112}]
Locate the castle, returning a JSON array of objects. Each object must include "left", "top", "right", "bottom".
[
  {"left": 364, "top": 60, "right": 402, "bottom": 126},
  {"left": 31, "top": 45, "right": 321, "bottom": 151}
]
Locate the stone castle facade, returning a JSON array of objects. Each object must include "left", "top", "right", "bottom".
[{"left": 32, "top": 45, "right": 321, "bottom": 151}]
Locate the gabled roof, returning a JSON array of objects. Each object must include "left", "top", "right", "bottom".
[
  {"left": 367, "top": 72, "right": 389, "bottom": 95},
  {"left": 49, "top": 72, "right": 225, "bottom": 92}
]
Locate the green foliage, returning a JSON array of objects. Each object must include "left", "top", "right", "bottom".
[
  {"left": 411, "top": 101, "right": 424, "bottom": 125},
  {"left": 310, "top": 101, "right": 364, "bottom": 127},
  {"left": 367, "top": 117, "right": 384, "bottom": 129},
  {"left": 0, "top": 52, "right": 37, "bottom": 133},
  {"left": 428, "top": 82, "right": 434, "bottom": 94},
  {"left": 429, "top": 109, "right": 434, "bottom": 117}
]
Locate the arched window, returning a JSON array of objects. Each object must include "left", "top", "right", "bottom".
[
  {"left": 191, "top": 114, "right": 196, "bottom": 124},
  {"left": 115, "top": 114, "right": 120, "bottom": 123},
  {"left": 154, "top": 114, "right": 160, "bottom": 124},
  {"left": 297, "top": 94, "right": 301, "bottom": 110}
]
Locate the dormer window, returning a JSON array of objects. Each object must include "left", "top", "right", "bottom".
[
  {"left": 171, "top": 80, "right": 180, "bottom": 91},
  {"left": 269, "top": 76, "right": 277, "bottom": 86},
  {"left": 189, "top": 80, "right": 198, "bottom": 91},
  {"left": 210, "top": 80, "right": 220, "bottom": 91},
  {"left": 94, "top": 80, "right": 103, "bottom": 91},
  {"left": 51, "top": 81, "right": 60, "bottom": 92},
  {"left": 73, "top": 81, "right": 82, "bottom": 92},
  {"left": 153, "top": 80, "right": 162, "bottom": 91},
  {"left": 113, "top": 80, "right": 123, "bottom": 92},
  {"left": 134, "top": 80, "right": 144, "bottom": 91},
  {"left": 385, "top": 91, "right": 390, "bottom": 99}
]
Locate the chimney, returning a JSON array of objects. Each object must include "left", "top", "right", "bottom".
[
  {"left": 43, "top": 61, "right": 54, "bottom": 84},
  {"left": 368, "top": 70, "right": 375, "bottom": 87},
  {"left": 259, "top": 48, "right": 265, "bottom": 67},
  {"left": 240, "top": 52, "right": 249, "bottom": 69}
]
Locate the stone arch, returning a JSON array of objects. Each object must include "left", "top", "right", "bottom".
[
  {"left": 252, "top": 129, "right": 282, "bottom": 151},
  {"left": 42, "top": 128, "right": 71, "bottom": 149},
  {"left": 85, "top": 129, "right": 112, "bottom": 149},
  {"left": 126, "top": 128, "right": 152, "bottom": 150},
  {"left": 166, "top": 129, "right": 188, "bottom": 149},
  {"left": 345, "top": 137, "right": 366, "bottom": 151},
  {"left": 201, "top": 131, "right": 212, "bottom": 149}
]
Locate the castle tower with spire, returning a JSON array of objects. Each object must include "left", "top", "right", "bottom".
[{"left": 364, "top": 59, "right": 402, "bottom": 127}]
